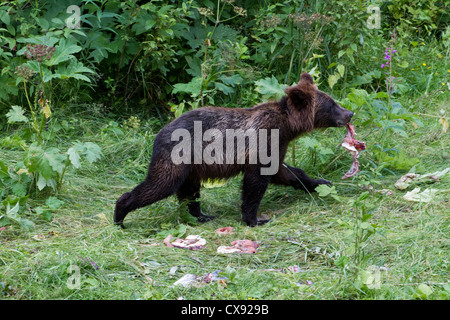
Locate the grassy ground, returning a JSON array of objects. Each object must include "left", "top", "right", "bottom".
[{"left": 1, "top": 88, "right": 449, "bottom": 300}]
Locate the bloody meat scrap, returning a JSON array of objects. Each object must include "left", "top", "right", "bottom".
[{"left": 341, "top": 123, "right": 366, "bottom": 179}]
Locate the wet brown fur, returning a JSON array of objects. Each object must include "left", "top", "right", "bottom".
[{"left": 114, "top": 73, "right": 353, "bottom": 227}]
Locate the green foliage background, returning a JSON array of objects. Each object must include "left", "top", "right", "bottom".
[{"left": 0, "top": 0, "right": 448, "bottom": 113}]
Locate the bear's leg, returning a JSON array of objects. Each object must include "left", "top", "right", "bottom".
[
  {"left": 271, "top": 163, "right": 331, "bottom": 192},
  {"left": 114, "top": 165, "right": 188, "bottom": 227},
  {"left": 241, "top": 169, "right": 271, "bottom": 227},
  {"left": 176, "top": 179, "right": 214, "bottom": 223}
]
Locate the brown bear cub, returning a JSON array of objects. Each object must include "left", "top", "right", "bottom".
[{"left": 114, "top": 73, "right": 353, "bottom": 227}]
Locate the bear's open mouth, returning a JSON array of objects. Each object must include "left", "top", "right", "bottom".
[
  {"left": 335, "top": 120, "right": 349, "bottom": 127},
  {"left": 335, "top": 113, "right": 353, "bottom": 127}
]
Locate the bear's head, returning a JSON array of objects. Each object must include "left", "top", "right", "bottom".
[{"left": 285, "top": 73, "right": 353, "bottom": 132}]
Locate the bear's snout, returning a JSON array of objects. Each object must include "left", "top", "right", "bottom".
[
  {"left": 345, "top": 111, "right": 354, "bottom": 125},
  {"left": 335, "top": 107, "right": 353, "bottom": 127}
]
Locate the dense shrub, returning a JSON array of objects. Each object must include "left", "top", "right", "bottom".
[{"left": 1, "top": 0, "right": 447, "bottom": 116}]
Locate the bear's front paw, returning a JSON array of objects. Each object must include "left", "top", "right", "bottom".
[
  {"left": 302, "top": 179, "right": 332, "bottom": 192},
  {"left": 315, "top": 179, "right": 332, "bottom": 187}
]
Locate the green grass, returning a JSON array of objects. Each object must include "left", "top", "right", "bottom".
[{"left": 1, "top": 81, "right": 449, "bottom": 301}]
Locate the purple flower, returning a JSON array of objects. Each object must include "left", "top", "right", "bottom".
[
  {"left": 381, "top": 44, "right": 396, "bottom": 69},
  {"left": 77, "top": 256, "right": 99, "bottom": 270}
]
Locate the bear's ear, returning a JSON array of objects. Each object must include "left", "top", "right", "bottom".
[
  {"left": 298, "top": 72, "right": 314, "bottom": 85},
  {"left": 285, "top": 73, "right": 315, "bottom": 108}
]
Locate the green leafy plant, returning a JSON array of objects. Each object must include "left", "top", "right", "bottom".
[
  {"left": 1, "top": 37, "right": 101, "bottom": 229},
  {"left": 335, "top": 191, "right": 383, "bottom": 293},
  {"left": 171, "top": 1, "right": 250, "bottom": 110},
  {"left": 0, "top": 201, "right": 34, "bottom": 231},
  {"left": 386, "top": 0, "right": 448, "bottom": 37},
  {"left": 315, "top": 184, "right": 341, "bottom": 202},
  {"left": 156, "top": 223, "right": 187, "bottom": 239},
  {"left": 254, "top": 76, "right": 287, "bottom": 100},
  {"left": 299, "top": 136, "right": 334, "bottom": 167},
  {"left": 33, "top": 196, "right": 65, "bottom": 222}
]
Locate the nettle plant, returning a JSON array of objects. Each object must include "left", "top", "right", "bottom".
[{"left": 1, "top": 36, "right": 102, "bottom": 229}]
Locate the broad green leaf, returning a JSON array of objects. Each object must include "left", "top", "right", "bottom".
[
  {"left": 328, "top": 74, "right": 340, "bottom": 89},
  {"left": 315, "top": 185, "right": 340, "bottom": 201},
  {"left": 42, "top": 68, "right": 60, "bottom": 83},
  {"left": 35, "top": 175, "right": 57, "bottom": 191},
  {"left": 131, "top": 12, "right": 156, "bottom": 35},
  {"left": 11, "top": 183, "right": 27, "bottom": 197},
  {"left": 327, "top": 62, "right": 337, "bottom": 69},
  {"left": 220, "top": 74, "right": 243, "bottom": 87},
  {"left": 45, "top": 38, "right": 82, "bottom": 66},
  {"left": 0, "top": 216, "right": 10, "bottom": 227},
  {"left": 5, "top": 202, "right": 34, "bottom": 230},
  {"left": 66, "top": 73, "right": 91, "bottom": 82},
  {"left": 0, "top": 9, "right": 10, "bottom": 25},
  {"left": 0, "top": 133, "right": 27, "bottom": 149},
  {"left": 67, "top": 146, "right": 81, "bottom": 168},
  {"left": 83, "top": 277, "right": 99, "bottom": 287},
  {"left": 357, "top": 191, "right": 370, "bottom": 202},
  {"left": 6, "top": 105, "right": 29, "bottom": 123},
  {"left": 315, "top": 184, "right": 333, "bottom": 197},
  {"left": 398, "top": 61, "right": 409, "bottom": 68},
  {"left": 6, "top": 202, "right": 20, "bottom": 220},
  {"left": 344, "top": 243, "right": 356, "bottom": 256},
  {"left": 36, "top": 174, "right": 48, "bottom": 191},
  {"left": 214, "top": 82, "right": 234, "bottom": 95},
  {"left": 25, "top": 144, "right": 66, "bottom": 180},
  {"left": 415, "top": 284, "right": 433, "bottom": 298},
  {"left": 56, "top": 60, "right": 95, "bottom": 83},
  {"left": 300, "top": 136, "right": 319, "bottom": 149},
  {"left": 16, "top": 35, "right": 59, "bottom": 47},
  {"left": 2, "top": 195, "right": 28, "bottom": 208},
  {"left": 18, "top": 218, "right": 35, "bottom": 231},
  {"left": 169, "top": 102, "right": 185, "bottom": 118},
  {"left": 41, "top": 148, "right": 66, "bottom": 176},
  {"left": 185, "top": 56, "right": 202, "bottom": 77},
  {"left": 67, "top": 142, "right": 102, "bottom": 167},
  {"left": 360, "top": 222, "right": 371, "bottom": 229},
  {"left": 24, "top": 60, "right": 41, "bottom": 73},
  {"left": 337, "top": 64, "right": 345, "bottom": 77},
  {"left": 45, "top": 196, "right": 64, "bottom": 210},
  {"left": 255, "top": 76, "right": 287, "bottom": 100},
  {"left": 82, "top": 142, "right": 103, "bottom": 163},
  {"left": 347, "top": 89, "right": 368, "bottom": 107},
  {"left": 172, "top": 77, "right": 203, "bottom": 97},
  {"left": 0, "top": 159, "right": 9, "bottom": 178},
  {"left": 35, "top": 206, "right": 52, "bottom": 221},
  {"left": 374, "top": 91, "right": 389, "bottom": 99},
  {"left": 346, "top": 47, "right": 355, "bottom": 63}
]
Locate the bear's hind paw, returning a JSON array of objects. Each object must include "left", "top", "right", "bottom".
[{"left": 196, "top": 213, "right": 215, "bottom": 223}]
